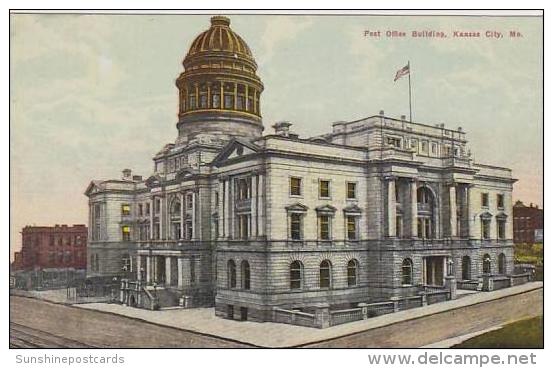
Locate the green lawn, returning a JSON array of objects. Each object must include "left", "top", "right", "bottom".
[{"left": 453, "top": 316, "right": 543, "bottom": 348}]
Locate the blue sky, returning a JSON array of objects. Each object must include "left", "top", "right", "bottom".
[{"left": 10, "top": 14, "right": 543, "bottom": 254}]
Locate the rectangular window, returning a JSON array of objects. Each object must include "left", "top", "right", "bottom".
[
  {"left": 145, "top": 203, "right": 150, "bottom": 215},
  {"left": 482, "top": 219, "right": 491, "bottom": 239},
  {"left": 290, "top": 177, "right": 302, "bottom": 196},
  {"left": 481, "top": 193, "right": 489, "bottom": 207},
  {"left": 214, "top": 192, "right": 219, "bottom": 207},
  {"left": 410, "top": 139, "right": 418, "bottom": 152},
  {"left": 290, "top": 213, "right": 302, "bottom": 240},
  {"left": 155, "top": 198, "right": 161, "bottom": 214},
  {"left": 497, "top": 194, "right": 505, "bottom": 209},
  {"left": 238, "top": 178, "right": 250, "bottom": 200},
  {"left": 224, "top": 94, "right": 234, "bottom": 109},
  {"left": 186, "top": 194, "right": 193, "bottom": 209},
  {"left": 497, "top": 220, "right": 506, "bottom": 239},
  {"left": 319, "top": 180, "right": 330, "bottom": 198},
  {"left": 186, "top": 221, "right": 193, "bottom": 240},
  {"left": 189, "top": 95, "right": 196, "bottom": 109},
  {"left": 319, "top": 215, "right": 330, "bottom": 240},
  {"left": 346, "top": 182, "right": 357, "bottom": 199},
  {"left": 238, "top": 215, "right": 249, "bottom": 239},
  {"left": 396, "top": 216, "right": 403, "bottom": 238},
  {"left": 122, "top": 226, "right": 131, "bottom": 241},
  {"left": 431, "top": 143, "right": 438, "bottom": 155},
  {"left": 346, "top": 216, "right": 357, "bottom": 240},
  {"left": 138, "top": 204, "right": 143, "bottom": 216},
  {"left": 421, "top": 141, "right": 428, "bottom": 154},
  {"left": 386, "top": 137, "right": 401, "bottom": 148}
]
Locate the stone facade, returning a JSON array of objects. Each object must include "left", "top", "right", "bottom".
[{"left": 85, "top": 16, "right": 516, "bottom": 323}]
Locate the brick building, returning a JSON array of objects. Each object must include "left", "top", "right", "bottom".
[
  {"left": 86, "top": 16, "right": 517, "bottom": 323},
  {"left": 12, "top": 224, "right": 88, "bottom": 289},
  {"left": 513, "top": 201, "right": 544, "bottom": 244}
]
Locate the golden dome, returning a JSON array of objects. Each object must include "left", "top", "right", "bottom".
[
  {"left": 176, "top": 16, "right": 264, "bottom": 136},
  {"left": 186, "top": 16, "right": 254, "bottom": 62}
]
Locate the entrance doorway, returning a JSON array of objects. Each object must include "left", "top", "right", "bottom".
[{"left": 424, "top": 256, "right": 445, "bottom": 286}]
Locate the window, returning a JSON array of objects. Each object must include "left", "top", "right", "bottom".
[
  {"left": 212, "top": 93, "right": 220, "bottom": 108},
  {"left": 185, "top": 221, "right": 193, "bottom": 240},
  {"left": 347, "top": 259, "right": 358, "bottom": 286},
  {"left": 290, "top": 261, "right": 303, "bottom": 289},
  {"left": 121, "top": 204, "right": 131, "bottom": 216},
  {"left": 410, "top": 139, "right": 418, "bottom": 152},
  {"left": 238, "top": 178, "right": 250, "bottom": 200},
  {"left": 189, "top": 95, "right": 197, "bottom": 109},
  {"left": 319, "top": 215, "right": 331, "bottom": 240},
  {"left": 431, "top": 143, "right": 438, "bottom": 155},
  {"left": 290, "top": 213, "right": 302, "bottom": 240},
  {"left": 154, "top": 198, "right": 161, "bottom": 214},
  {"left": 122, "top": 226, "right": 131, "bottom": 242},
  {"left": 346, "top": 216, "right": 357, "bottom": 240},
  {"left": 401, "top": 258, "right": 413, "bottom": 285},
  {"left": 417, "top": 218, "right": 433, "bottom": 238},
  {"left": 319, "top": 260, "right": 332, "bottom": 288},
  {"left": 498, "top": 253, "right": 506, "bottom": 274},
  {"left": 145, "top": 203, "right": 150, "bottom": 215},
  {"left": 395, "top": 216, "right": 403, "bottom": 237},
  {"left": 481, "top": 193, "right": 489, "bottom": 207},
  {"left": 421, "top": 141, "right": 428, "bottom": 154},
  {"left": 241, "top": 261, "right": 250, "bottom": 290},
  {"left": 462, "top": 256, "right": 471, "bottom": 280},
  {"left": 224, "top": 94, "right": 234, "bottom": 109},
  {"left": 171, "top": 200, "right": 181, "bottom": 215},
  {"left": 227, "top": 260, "right": 236, "bottom": 288},
  {"left": 497, "top": 194, "right": 505, "bottom": 209},
  {"left": 186, "top": 194, "right": 193, "bottom": 209},
  {"left": 290, "top": 177, "right": 302, "bottom": 196},
  {"left": 497, "top": 219, "right": 506, "bottom": 239},
  {"left": 319, "top": 180, "right": 330, "bottom": 198},
  {"left": 346, "top": 182, "right": 357, "bottom": 199},
  {"left": 138, "top": 204, "right": 143, "bottom": 216},
  {"left": 214, "top": 192, "right": 219, "bottom": 207},
  {"left": 387, "top": 136, "right": 401, "bottom": 148},
  {"left": 481, "top": 219, "right": 491, "bottom": 239},
  {"left": 238, "top": 215, "right": 250, "bottom": 239}
]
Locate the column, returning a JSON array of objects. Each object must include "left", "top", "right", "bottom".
[
  {"left": 386, "top": 177, "right": 396, "bottom": 237},
  {"left": 146, "top": 255, "right": 152, "bottom": 283},
  {"left": 191, "top": 190, "right": 196, "bottom": 240},
  {"left": 218, "top": 179, "right": 225, "bottom": 239},
  {"left": 177, "top": 257, "right": 184, "bottom": 289},
  {"left": 165, "top": 257, "right": 171, "bottom": 287},
  {"left": 137, "top": 255, "right": 143, "bottom": 281},
  {"left": 150, "top": 198, "right": 154, "bottom": 239},
  {"left": 251, "top": 174, "right": 258, "bottom": 238},
  {"left": 224, "top": 179, "right": 231, "bottom": 238},
  {"left": 229, "top": 179, "right": 235, "bottom": 239},
  {"left": 179, "top": 192, "right": 184, "bottom": 239},
  {"left": 258, "top": 173, "right": 265, "bottom": 237},
  {"left": 449, "top": 183, "right": 457, "bottom": 237},
  {"left": 467, "top": 185, "right": 478, "bottom": 239},
  {"left": 197, "top": 188, "right": 202, "bottom": 241},
  {"left": 410, "top": 179, "right": 418, "bottom": 238}
]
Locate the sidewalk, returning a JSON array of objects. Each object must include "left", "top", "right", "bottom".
[{"left": 75, "top": 282, "right": 543, "bottom": 348}]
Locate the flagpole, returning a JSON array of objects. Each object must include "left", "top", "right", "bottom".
[{"left": 408, "top": 60, "right": 413, "bottom": 122}]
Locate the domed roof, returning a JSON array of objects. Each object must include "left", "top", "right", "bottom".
[{"left": 186, "top": 16, "right": 254, "bottom": 61}]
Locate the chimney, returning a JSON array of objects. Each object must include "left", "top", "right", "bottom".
[
  {"left": 122, "top": 168, "right": 132, "bottom": 180},
  {"left": 272, "top": 121, "right": 293, "bottom": 137},
  {"left": 379, "top": 110, "right": 385, "bottom": 116},
  {"left": 400, "top": 115, "right": 406, "bottom": 121}
]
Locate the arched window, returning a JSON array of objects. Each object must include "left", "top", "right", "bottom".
[
  {"left": 241, "top": 260, "right": 250, "bottom": 290},
  {"left": 290, "top": 261, "right": 303, "bottom": 290},
  {"left": 347, "top": 259, "right": 358, "bottom": 286},
  {"left": 482, "top": 254, "right": 491, "bottom": 274},
  {"left": 227, "top": 260, "right": 236, "bottom": 288},
  {"left": 498, "top": 253, "right": 506, "bottom": 275},
  {"left": 401, "top": 258, "right": 413, "bottom": 285},
  {"left": 462, "top": 256, "right": 471, "bottom": 280},
  {"left": 170, "top": 199, "right": 181, "bottom": 215},
  {"left": 319, "top": 260, "right": 332, "bottom": 288}
]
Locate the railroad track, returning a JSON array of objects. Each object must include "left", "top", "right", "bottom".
[{"left": 10, "top": 322, "right": 97, "bottom": 348}]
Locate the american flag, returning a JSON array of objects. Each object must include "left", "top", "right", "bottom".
[{"left": 394, "top": 64, "right": 410, "bottom": 82}]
